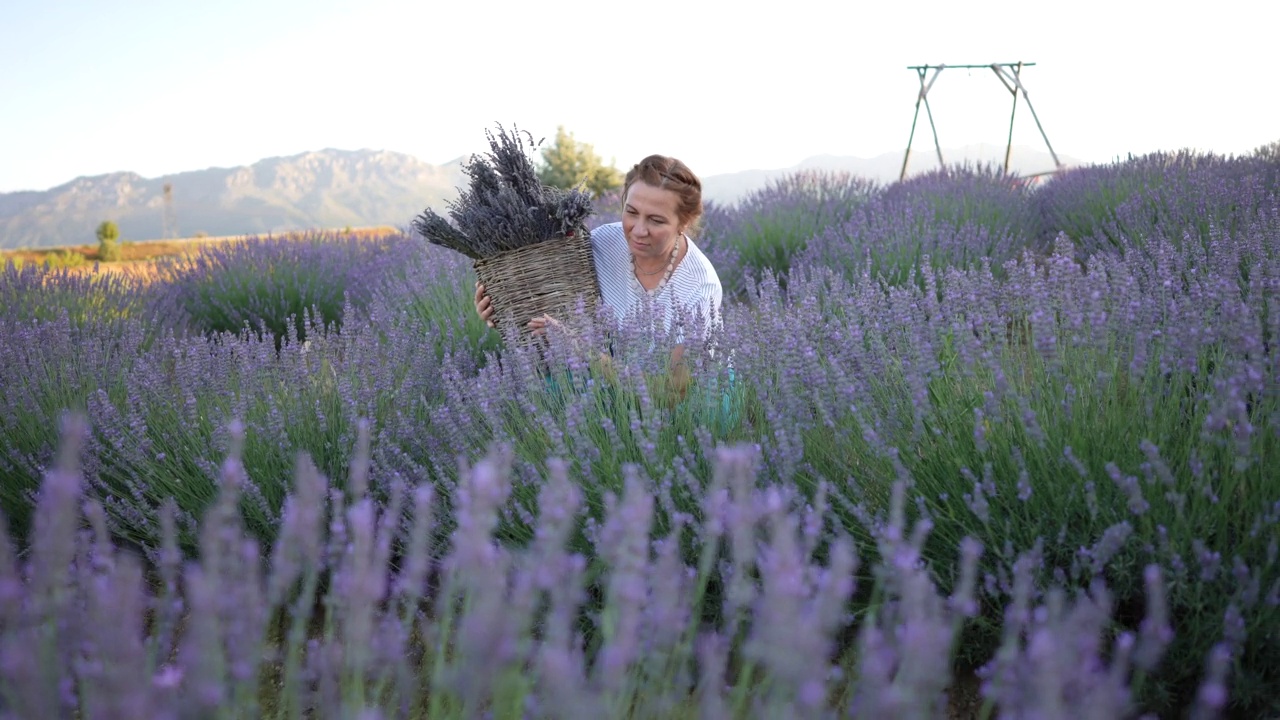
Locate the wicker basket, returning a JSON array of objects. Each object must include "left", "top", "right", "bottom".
[{"left": 473, "top": 226, "right": 601, "bottom": 339}]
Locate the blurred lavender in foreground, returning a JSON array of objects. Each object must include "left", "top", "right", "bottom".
[{"left": 0, "top": 416, "right": 1242, "bottom": 720}]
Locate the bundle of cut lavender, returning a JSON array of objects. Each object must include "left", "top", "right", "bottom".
[
  {"left": 412, "top": 124, "right": 595, "bottom": 259},
  {"left": 412, "top": 123, "right": 601, "bottom": 335}
]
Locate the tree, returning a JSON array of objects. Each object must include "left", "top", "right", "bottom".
[
  {"left": 536, "top": 125, "right": 624, "bottom": 198},
  {"left": 96, "top": 220, "right": 119, "bottom": 243},
  {"left": 96, "top": 220, "right": 122, "bottom": 262},
  {"left": 1253, "top": 139, "right": 1280, "bottom": 161}
]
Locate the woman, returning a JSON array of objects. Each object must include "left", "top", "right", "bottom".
[{"left": 473, "top": 154, "right": 724, "bottom": 402}]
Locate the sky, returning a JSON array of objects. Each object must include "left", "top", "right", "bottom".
[{"left": 1, "top": 0, "right": 1276, "bottom": 193}]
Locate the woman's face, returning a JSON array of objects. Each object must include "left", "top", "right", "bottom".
[{"left": 622, "top": 181, "right": 683, "bottom": 262}]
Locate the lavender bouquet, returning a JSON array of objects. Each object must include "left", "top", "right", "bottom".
[{"left": 412, "top": 124, "right": 595, "bottom": 259}]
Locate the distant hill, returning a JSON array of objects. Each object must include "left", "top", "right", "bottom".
[
  {"left": 0, "top": 149, "right": 469, "bottom": 250},
  {"left": 699, "top": 143, "right": 1088, "bottom": 206},
  {"left": 0, "top": 143, "right": 1088, "bottom": 250}
]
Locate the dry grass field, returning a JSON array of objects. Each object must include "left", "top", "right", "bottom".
[{"left": 1, "top": 225, "right": 402, "bottom": 283}]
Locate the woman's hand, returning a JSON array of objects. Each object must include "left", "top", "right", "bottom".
[
  {"left": 527, "top": 314, "right": 563, "bottom": 336},
  {"left": 591, "top": 351, "right": 618, "bottom": 384},
  {"left": 656, "top": 345, "right": 692, "bottom": 408},
  {"left": 474, "top": 282, "right": 495, "bottom": 328},
  {"left": 586, "top": 349, "right": 685, "bottom": 407}
]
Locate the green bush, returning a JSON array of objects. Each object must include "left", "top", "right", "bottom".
[
  {"left": 43, "top": 250, "right": 87, "bottom": 270},
  {"left": 98, "top": 239, "right": 122, "bottom": 262},
  {"left": 95, "top": 220, "right": 123, "bottom": 262}
]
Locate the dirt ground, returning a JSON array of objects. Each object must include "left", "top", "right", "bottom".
[{"left": 947, "top": 671, "right": 986, "bottom": 719}]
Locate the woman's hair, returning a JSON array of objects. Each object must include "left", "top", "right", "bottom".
[{"left": 623, "top": 155, "right": 704, "bottom": 234}]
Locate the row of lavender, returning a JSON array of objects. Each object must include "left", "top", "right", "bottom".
[
  {"left": 1, "top": 417, "right": 1226, "bottom": 719},
  {"left": 695, "top": 149, "right": 1280, "bottom": 297},
  {"left": 1, "top": 148, "right": 1278, "bottom": 716}
]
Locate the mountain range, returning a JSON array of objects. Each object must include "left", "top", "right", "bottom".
[
  {"left": 0, "top": 150, "right": 469, "bottom": 250},
  {"left": 0, "top": 144, "right": 1085, "bottom": 250},
  {"left": 699, "top": 143, "right": 1085, "bottom": 202}
]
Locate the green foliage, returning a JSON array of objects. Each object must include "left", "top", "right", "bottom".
[
  {"left": 98, "top": 239, "right": 122, "bottom": 262},
  {"left": 0, "top": 292, "right": 144, "bottom": 541},
  {"left": 96, "top": 220, "right": 120, "bottom": 244},
  {"left": 43, "top": 249, "right": 87, "bottom": 269},
  {"left": 394, "top": 262, "right": 501, "bottom": 368},
  {"left": 96, "top": 219, "right": 123, "bottom": 262},
  {"left": 89, "top": 339, "right": 361, "bottom": 552},
  {"left": 537, "top": 125, "right": 624, "bottom": 198}
]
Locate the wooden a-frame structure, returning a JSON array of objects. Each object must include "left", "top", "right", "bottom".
[{"left": 900, "top": 61, "right": 1063, "bottom": 181}]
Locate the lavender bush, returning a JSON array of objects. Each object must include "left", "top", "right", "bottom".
[
  {"left": 1, "top": 237, "right": 490, "bottom": 553},
  {"left": 366, "top": 233, "right": 502, "bottom": 369},
  {"left": 800, "top": 163, "right": 1039, "bottom": 289},
  {"left": 875, "top": 163, "right": 1039, "bottom": 237},
  {"left": 0, "top": 318, "right": 147, "bottom": 542},
  {"left": 586, "top": 188, "right": 626, "bottom": 230},
  {"left": 0, "top": 415, "right": 1246, "bottom": 719},
  {"left": 767, "top": 216, "right": 1277, "bottom": 710},
  {"left": 0, "top": 260, "right": 154, "bottom": 331},
  {"left": 696, "top": 169, "right": 879, "bottom": 298},
  {"left": 1031, "top": 149, "right": 1280, "bottom": 257},
  {"left": 77, "top": 296, "right": 490, "bottom": 555},
  {"left": 1, "top": 149, "right": 1277, "bottom": 715},
  {"left": 371, "top": 212, "right": 1278, "bottom": 711},
  {"left": 149, "top": 230, "right": 400, "bottom": 349},
  {"left": 0, "top": 260, "right": 156, "bottom": 540}
]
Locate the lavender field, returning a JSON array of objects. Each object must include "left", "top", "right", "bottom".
[{"left": 1, "top": 149, "right": 1278, "bottom": 719}]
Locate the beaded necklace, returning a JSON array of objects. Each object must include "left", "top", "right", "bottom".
[{"left": 630, "top": 233, "right": 683, "bottom": 297}]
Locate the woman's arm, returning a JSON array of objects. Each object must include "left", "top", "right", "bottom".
[
  {"left": 659, "top": 278, "right": 721, "bottom": 404},
  {"left": 664, "top": 344, "right": 692, "bottom": 404},
  {"left": 584, "top": 342, "right": 686, "bottom": 407}
]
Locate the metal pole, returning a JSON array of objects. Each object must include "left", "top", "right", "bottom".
[
  {"left": 921, "top": 66, "right": 947, "bottom": 172},
  {"left": 900, "top": 68, "right": 926, "bottom": 181},
  {"left": 911, "top": 62, "right": 1036, "bottom": 70},
  {"left": 923, "top": 92, "right": 945, "bottom": 170},
  {"left": 901, "top": 65, "right": 952, "bottom": 179},
  {"left": 1019, "top": 89, "right": 1062, "bottom": 169},
  {"left": 997, "top": 66, "right": 1063, "bottom": 169},
  {"left": 1002, "top": 62, "right": 1022, "bottom": 175},
  {"left": 903, "top": 62, "right": 1060, "bottom": 180},
  {"left": 902, "top": 66, "right": 945, "bottom": 180}
]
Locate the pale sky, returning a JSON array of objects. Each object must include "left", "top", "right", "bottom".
[{"left": 1, "top": 0, "right": 1276, "bottom": 193}]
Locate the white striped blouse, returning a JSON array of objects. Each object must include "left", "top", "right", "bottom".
[{"left": 590, "top": 221, "right": 723, "bottom": 346}]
